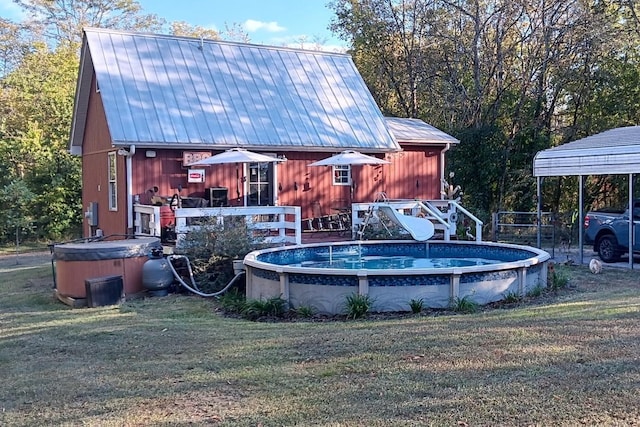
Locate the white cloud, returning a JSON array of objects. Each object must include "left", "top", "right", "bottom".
[{"left": 244, "top": 19, "right": 286, "bottom": 33}]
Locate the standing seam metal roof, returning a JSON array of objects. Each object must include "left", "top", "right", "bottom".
[
  {"left": 533, "top": 126, "right": 640, "bottom": 176},
  {"left": 72, "top": 28, "right": 400, "bottom": 152},
  {"left": 385, "top": 117, "right": 459, "bottom": 144}
]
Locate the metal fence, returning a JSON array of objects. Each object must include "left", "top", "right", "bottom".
[{"left": 491, "top": 211, "right": 580, "bottom": 252}]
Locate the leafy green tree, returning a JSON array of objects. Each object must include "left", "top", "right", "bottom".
[
  {"left": 0, "top": 179, "right": 36, "bottom": 245},
  {"left": 1, "top": 43, "right": 77, "bottom": 147},
  {"left": 168, "top": 21, "right": 250, "bottom": 43},
  {"left": 27, "top": 149, "right": 82, "bottom": 240},
  {"left": 0, "top": 42, "right": 81, "bottom": 241},
  {"left": 0, "top": 0, "right": 167, "bottom": 242},
  {"left": 0, "top": 18, "right": 33, "bottom": 78},
  {"left": 331, "top": 0, "right": 640, "bottom": 217},
  {"left": 447, "top": 125, "right": 505, "bottom": 223},
  {"left": 13, "top": 0, "right": 164, "bottom": 46},
  {"left": 0, "top": 120, "right": 81, "bottom": 241},
  {"left": 330, "top": 0, "right": 444, "bottom": 118}
]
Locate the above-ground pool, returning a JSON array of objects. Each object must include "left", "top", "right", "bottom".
[{"left": 243, "top": 240, "right": 550, "bottom": 315}]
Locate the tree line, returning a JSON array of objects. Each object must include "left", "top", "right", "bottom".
[
  {"left": 330, "top": 0, "right": 640, "bottom": 221},
  {"left": 0, "top": 0, "right": 241, "bottom": 244},
  {"left": 2, "top": 0, "right": 639, "bottom": 244}
]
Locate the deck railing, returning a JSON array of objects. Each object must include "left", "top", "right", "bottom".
[
  {"left": 134, "top": 200, "right": 481, "bottom": 245},
  {"left": 133, "top": 204, "right": 302, "bottom": 246},
  {"left": 351, "top": 199, "right": 483, "bottom": 242}
]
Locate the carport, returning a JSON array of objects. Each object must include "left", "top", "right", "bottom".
[{"left": 533, "top": 125, "right": 640, "bottom": 268}]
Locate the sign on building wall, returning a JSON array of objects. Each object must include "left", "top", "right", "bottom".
[
  {"left": 182, "top": 151, "right": 212, "bottom": 166},
  {"left": 187, "top": 169, "right": 205, "bottom": 183}
]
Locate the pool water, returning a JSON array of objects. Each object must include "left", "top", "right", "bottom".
[{"left": 295, "top": 256, "right": 501, "bottom": 270}]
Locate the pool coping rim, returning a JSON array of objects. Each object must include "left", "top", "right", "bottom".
[{"left": 244, "top": 240, "right": 551, "bottom": 277}]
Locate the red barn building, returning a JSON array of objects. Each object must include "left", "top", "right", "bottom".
[{"left": 70, "top": 28, "right": 458, "bottom": 237}]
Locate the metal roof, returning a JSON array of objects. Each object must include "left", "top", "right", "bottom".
[
  {"left": 70, "top": 28, "right": 399, "bottom": 154},
  {"left": 385, "top": 117, "right": 459, "bottom": 145},
  {"left": 533, "top": 126, "right": 640, "bottom": 176}
]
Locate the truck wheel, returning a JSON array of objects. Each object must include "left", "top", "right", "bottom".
[{"left": 597, "top": 235, "right": 620, "bottom": 263}]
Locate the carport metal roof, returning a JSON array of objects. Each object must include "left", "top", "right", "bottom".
[{"left": 533, "top": 126, "right": 640, "bottom": 176}]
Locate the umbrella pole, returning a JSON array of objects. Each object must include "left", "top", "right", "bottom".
[
  {"left": 350, "top": 181, "right": 354, "bottom": 204},
  {"left": 235, "top": 163, "right": 241, "bottom": 201}
]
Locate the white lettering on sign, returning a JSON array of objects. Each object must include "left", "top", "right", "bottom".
[{"left": 183, "top": 151, "right": 211, "bottom": 166}]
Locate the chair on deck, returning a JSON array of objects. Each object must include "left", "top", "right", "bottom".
[
  {"left": 302, "top": 201, "right": 323, "bottom": 232},
  {"left": 330, "top": 199, "right": 351, "bottom": 231},
  {"left": 315, "top": 200, "right": 344, "bottom": 231}
]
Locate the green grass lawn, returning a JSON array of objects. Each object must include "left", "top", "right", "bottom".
[{"left": 1, "top": 263, "right": 639, "bottom": 426}]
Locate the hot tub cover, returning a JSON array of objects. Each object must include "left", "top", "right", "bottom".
[{"left": 53, "top": 237, "right": 161, "bottom": 261}]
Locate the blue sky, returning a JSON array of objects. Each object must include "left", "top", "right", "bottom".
[{"left": 0, "top": 0, "right": 347, "bottom": 51}]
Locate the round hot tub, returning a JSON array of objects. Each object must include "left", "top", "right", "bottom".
[
  {"left": 244, "top": 240, "right": 550, "bottom": 315},
  {"left": 53, "top": 237, "right": 162, "bottom": 303}
]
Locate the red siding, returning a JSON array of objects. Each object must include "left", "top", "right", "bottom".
[
  {"left": 81, "top": 74, "right": 127, "bottom": 237},
  {"left": 131, "top": 150, "right": 260, "bottom": 206},
  {"left": 385, "top": 147, "right": 442, "bottom": 201},
  {"left": 126, "top": 148, "right": 442, "bottom": 220}
]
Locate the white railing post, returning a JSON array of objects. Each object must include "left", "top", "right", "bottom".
[
  {"left": 152, "top": 206, "right": 161, "bottom": 237},
  {"left": 134, "top": 205, "right": 142, "bottom": 235},
  {"left": 133, "top": 204, "right": 162, "bottom": 237},
  {"left": 293, "top": 206, "right": 301, "bottom": 244},
  {"left": 279, "top": 212, "right": 285, "bottom": 241}
]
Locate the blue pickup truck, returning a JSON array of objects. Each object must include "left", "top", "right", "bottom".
[{"left": 584, "top": 201, "right": 640, "bottom": 262}]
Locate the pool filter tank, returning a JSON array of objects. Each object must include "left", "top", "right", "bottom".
[{"left": 142, "top": 248, "right": 174, "bottom": 296}]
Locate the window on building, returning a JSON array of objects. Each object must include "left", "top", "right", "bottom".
[
  {"left": 333, "top": 165, "right": 351, "bottom": 186},
  {"left": 247, "top": 162, "right": 272, "bottom": 206},
  {"left": 108, "top": 152, "right": 117, "bottom": 211}
]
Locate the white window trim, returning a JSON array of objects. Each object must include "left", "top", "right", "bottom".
[
  {"left": 332, "top": 165, "right": 351, "bottom": 186},
  {"left": 108, "top": 151, "right": 117, "bottom": 211}
]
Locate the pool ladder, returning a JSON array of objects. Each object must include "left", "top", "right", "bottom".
[{"left": 356, "top": 193, "right": 393, "bottom": 239}]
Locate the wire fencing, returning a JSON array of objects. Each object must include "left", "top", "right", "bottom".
[{"left": 491, "top": 211, "right": 580, "bottom": 257}]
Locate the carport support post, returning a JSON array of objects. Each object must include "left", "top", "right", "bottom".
[
  {"left": 536, "top": 177, "right": 542, "bottom": 248},
  {"left": 579, "top": 175, "right": 584, "bottom": 265},
  {"left": 629, "top": 173, "right": 634, "bottom": 269}
]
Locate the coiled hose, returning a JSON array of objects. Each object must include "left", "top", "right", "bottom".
[{"left": 167, "top": 254, "right": 245, "bottom": 298}]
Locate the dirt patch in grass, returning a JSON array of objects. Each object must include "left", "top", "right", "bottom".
[{"left": 1, "top": 264, "right": 639, "bottom": 426}]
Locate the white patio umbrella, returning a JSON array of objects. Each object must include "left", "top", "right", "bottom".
[
  {"left": 187, "top": 148, "right": 286, "bottom": 206},
  {"left": 307, "top": 150, "right": 390, "bottom": 167},
  {"left": 309, "top": 150, "right": 390, "bottom": 203}
]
